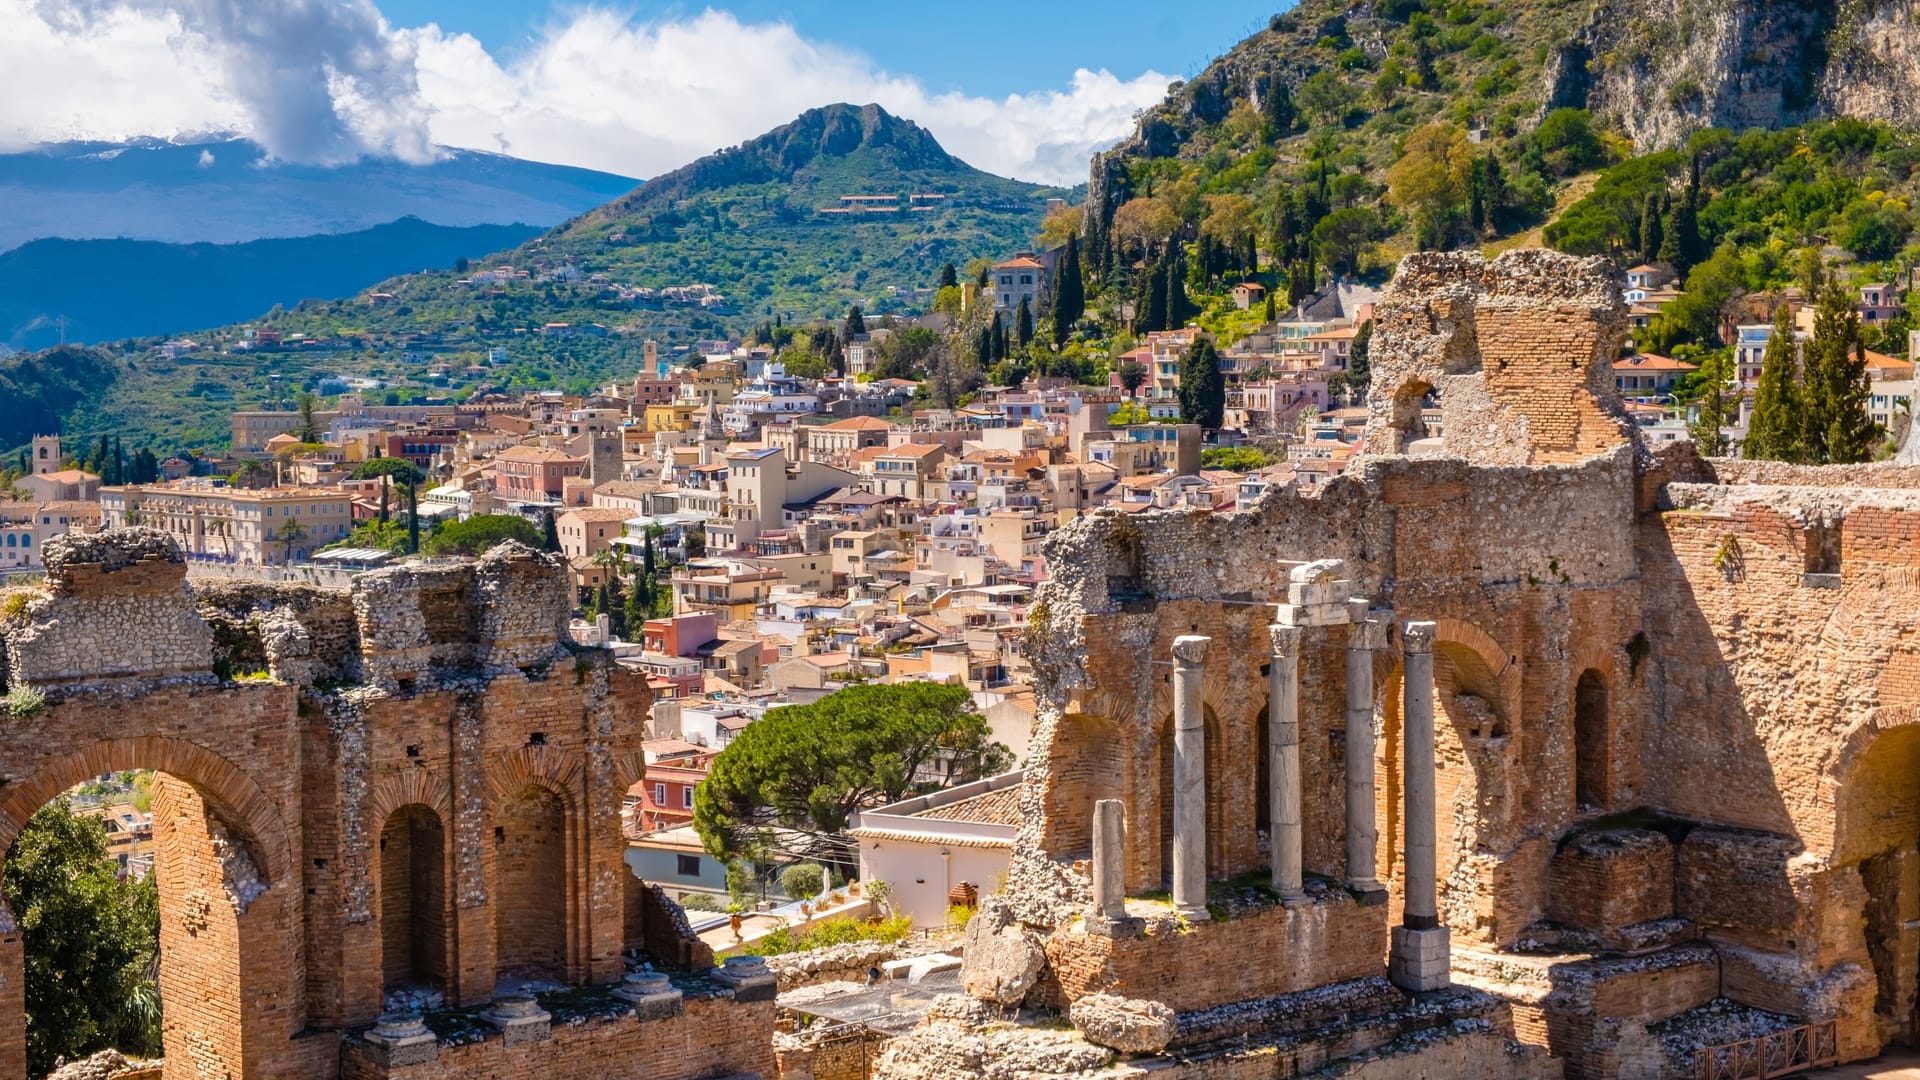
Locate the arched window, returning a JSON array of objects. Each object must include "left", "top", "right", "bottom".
[{"left": 1574, "top": 670, "right": 1609, "bottom": 811}]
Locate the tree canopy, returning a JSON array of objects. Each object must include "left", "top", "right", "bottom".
[
  {"left": 6, "top": 799, "right": 161, "bottom": 1076},
  {"left": 420, "top": 513, "right": 543, "bottom": 557},
  {"left": 693, "top": 682, "right": 1011, "bottom": 868}
]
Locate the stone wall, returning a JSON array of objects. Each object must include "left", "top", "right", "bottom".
[
  {"left": 1040, "top": 892, "right": 1383, "bottom": 1014},
  {"left": 0, "top": 531, "right": 767, "bottom": 1080},
  {"left": 1362, "top": 249, "right": 1632, "bottom": 466},
  {"left": 2, "top": 529, "right": 214, "bottom": 690}
]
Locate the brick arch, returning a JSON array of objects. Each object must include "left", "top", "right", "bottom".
[
  {"left": 1372, "top": 616, "right": 1512, "bottom": 938},
  {"left": 1825, "top": 706, "right": 1920, "bottom": 864},
  {"left": 368, "top": 769, "right": 453, "bottom": 829},
  {"left": 486, "top": 744, "right": 586, "bottom": 808},
  {"left": 612, "top": 749, "right": 648, "bottom": 795},
  {"left": 486, "top": 745, "right": 591, "bottom": 984},
  {"left": 0, "top": 735, "right": 291, "bottom": 884}
]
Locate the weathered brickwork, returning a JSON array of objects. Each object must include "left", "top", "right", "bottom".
[
  {"left": 0, "top": 533, "right": 769, "bottom": 1080},
  {"left": 960, "top": 251, "right": 1920, "bottom": 1079}
]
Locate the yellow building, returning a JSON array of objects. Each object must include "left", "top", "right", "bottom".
[
  {"left": 100, "top": 482, "right": 355, "bottom": 564},
  {"left": 646, "top": 402, "right": 700, "bottom": 433}
]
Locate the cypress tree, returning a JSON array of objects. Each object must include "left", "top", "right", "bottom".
[
  {"left": 1165, "top": 244, "right": 1194, "bottom": 328},
  {"left": 1639, "top": 195, "right": 1664, "bottom": 265},
  {"left": 1803, "top": 283, "right": 1878, "bottom": 463},
  {"left": 406, "top": 482, "right": 420, "bottom": 554},
  {"left": 1744, "top": 306, "right": 1804, "bottom": 462},
  {"left": 1053, "top": 236, "right": 1084, "bottom": 346},
  {"left": 1241, "top": 231, "right": 1258, "bottom": 276},
  {"left": 1262, "top": 69, "right": 1296, "bottom": 134},
  {"left": 542, "top": 509, "right": 561, "bottom": 553},
  {"left": 1137, "top": 251, "right": 1168, "bottom": 333},
  {"left": 1176, "top": 339, "right": 1226, "bottom": 430},
  {"left": 379, "top": 474, "right": 390, "bottom": 525},
  {"left": 843, "top": 304, "right": 866, "bottom": 339},
  {"left": 112, "top": 436, "right": 124, "bottom": 486},
  {"left": 938, "top": 263, "right": 958, "bottom": 289},
  {"left": 1015, "top": 296, "right": 1034, "bottom": 348},
  {"left": 1264, "top": 290, "right": 1277, "bottom": 324}
]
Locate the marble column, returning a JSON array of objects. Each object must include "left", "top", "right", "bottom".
[
  {"left": 1171, "top": 634, "right": 1211, "bottom": 919},
  {"left": 1088, "top": 798, "right": 1140, "bottom": 936},
  {"left": 1092, "top": 798, "right": 1127, "bottom": 919},
  {"left": 1268, "top": 625, "right": 1305, "bottom": 900},
  {"left": 1345, "top": 609, "right": 1389, "bottom": 901},
  {"left": 1390, "top": 620, "right": 1450, "bottom": 993}
]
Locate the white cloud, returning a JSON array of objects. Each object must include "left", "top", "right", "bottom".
[{"left": 0, "top": 2, "right": 1169, "bottom": 185}]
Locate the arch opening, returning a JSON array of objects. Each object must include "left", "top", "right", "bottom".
[
  {"left": 1389, "top": 380, "right": 1435, "bottom": 453},
  {"left": 494, "top": 784, "right": 569, "bottom": 988},
  {"left": 379, "top": 804, "right": 450, "bottom": 999},
  {"left": 1574, "top": 669, "right": 1609, "bottom": 812},
  {"left": 2, "top": 767, "right": 278, "bottom": 1080}
]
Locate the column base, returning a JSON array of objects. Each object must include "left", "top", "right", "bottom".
[
  {"left": 1085, "top": 912, "right": 1145, "bottom": 938},
  {"left": 1388, "top": 925, "right": 1451, "bottom": 993},
  {"left": 1347, "top": 880, "right": 1388, "bottom": 906},
  {"left": 1174, "top": 902, "right": 1210, "bottom": 921}
]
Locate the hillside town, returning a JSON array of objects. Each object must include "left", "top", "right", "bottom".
[{"left": 7, "top": 247, "right": 1919, "bottom": 926}]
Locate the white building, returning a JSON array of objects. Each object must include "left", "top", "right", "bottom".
[{"left": 848, "top": 771, "right": 1022, "bottom": 928}]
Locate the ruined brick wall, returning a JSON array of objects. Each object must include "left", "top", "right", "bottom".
[
  {"left": 337, "top": 995, "right": 777, "bottom": 1080},
  {"left": 1362, "top": 249, "right": 1632, "bottom": 466},
  {"left": 0, "top": 532, "right": 683, "bottom": 1080},
  {"left": 1041, "top": 898, "right": 1384, "bottom": 1013},
  {"left": 1017, "top": 446, "right": 1645, "bottom": 950}
]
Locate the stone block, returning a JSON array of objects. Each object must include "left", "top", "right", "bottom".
[
  {"left": 1069, "top": 992, "right": 1177, "bottom": 1054},
  {"left": 1388, "top": 925, "right": 1451, "bottom": 993}
]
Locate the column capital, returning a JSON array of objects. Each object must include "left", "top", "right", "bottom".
[
  {"left": 1171, "top": 634, "right": 1211, "bottom": 667},
  {"left": 1350, "top": 610, "right": 1393, "bottom": 651},
  {"left": 1403, "top": 620, "right": 1437, "bottom": 654},
  {"left": 1267, "top": 625, "right": 1302, "bottom": 660}
]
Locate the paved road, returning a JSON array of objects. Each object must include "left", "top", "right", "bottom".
[{"left": 1810, "top": 1052, "right": 1920, "bottom": 1078}]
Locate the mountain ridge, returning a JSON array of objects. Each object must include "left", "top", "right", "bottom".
[{"left": 0, "top": 136, "right": 638, "bottom": 252}]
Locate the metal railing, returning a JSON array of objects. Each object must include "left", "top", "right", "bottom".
[{"left": 1692, "top": 1019, "right": 1838, "bottom": 1080}]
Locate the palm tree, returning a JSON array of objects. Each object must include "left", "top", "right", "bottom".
[
  {"left": 274, "top": 520, "right": 309, "bottom": 563},
  {"left": 591, "top": 545, "right": 626, "bottom": 584}
]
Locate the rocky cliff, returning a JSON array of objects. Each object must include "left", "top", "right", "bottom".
[{"left": 1088, "top": 0, "right": 1920, "bottom": 234}]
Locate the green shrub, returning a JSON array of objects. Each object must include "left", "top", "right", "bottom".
[
  {"left": 740, "top": 914, "right": 912, "bottom": 958},
  {"left": 5, "top": 686, "right": 47, "bottom": 718},
  {"left": 779, "top": 863, "right": 826, "bottom": 901}
]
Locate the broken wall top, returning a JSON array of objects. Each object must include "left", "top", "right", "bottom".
[{"left": 1363, "top": 249, "right": 1635, "bottom": 467}]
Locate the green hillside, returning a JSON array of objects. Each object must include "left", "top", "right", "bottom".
[{"left": 3, "top": 104, "right": 1066, "bottom": 456}]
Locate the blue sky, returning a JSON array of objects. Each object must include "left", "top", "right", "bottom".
[
  {"left": 5, "top": 0, "right": 1294, "bottom": 183},
  {"left": 375, "top": 1, "right": 1287, "bottom": 99}
]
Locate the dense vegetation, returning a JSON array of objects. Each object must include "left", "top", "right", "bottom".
[{"left": 6, "top": 799, "right": 161, "bottom": 1076}]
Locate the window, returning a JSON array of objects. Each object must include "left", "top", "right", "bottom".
[
  {"left": 683, "top": 788, "right": 695, "bottom": 810},
  {"left": 654, "top": 783, "right": 667, "bottom": 804},
  {"left": 675, "top": 854, "right": 701, "bottom": 877}
]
